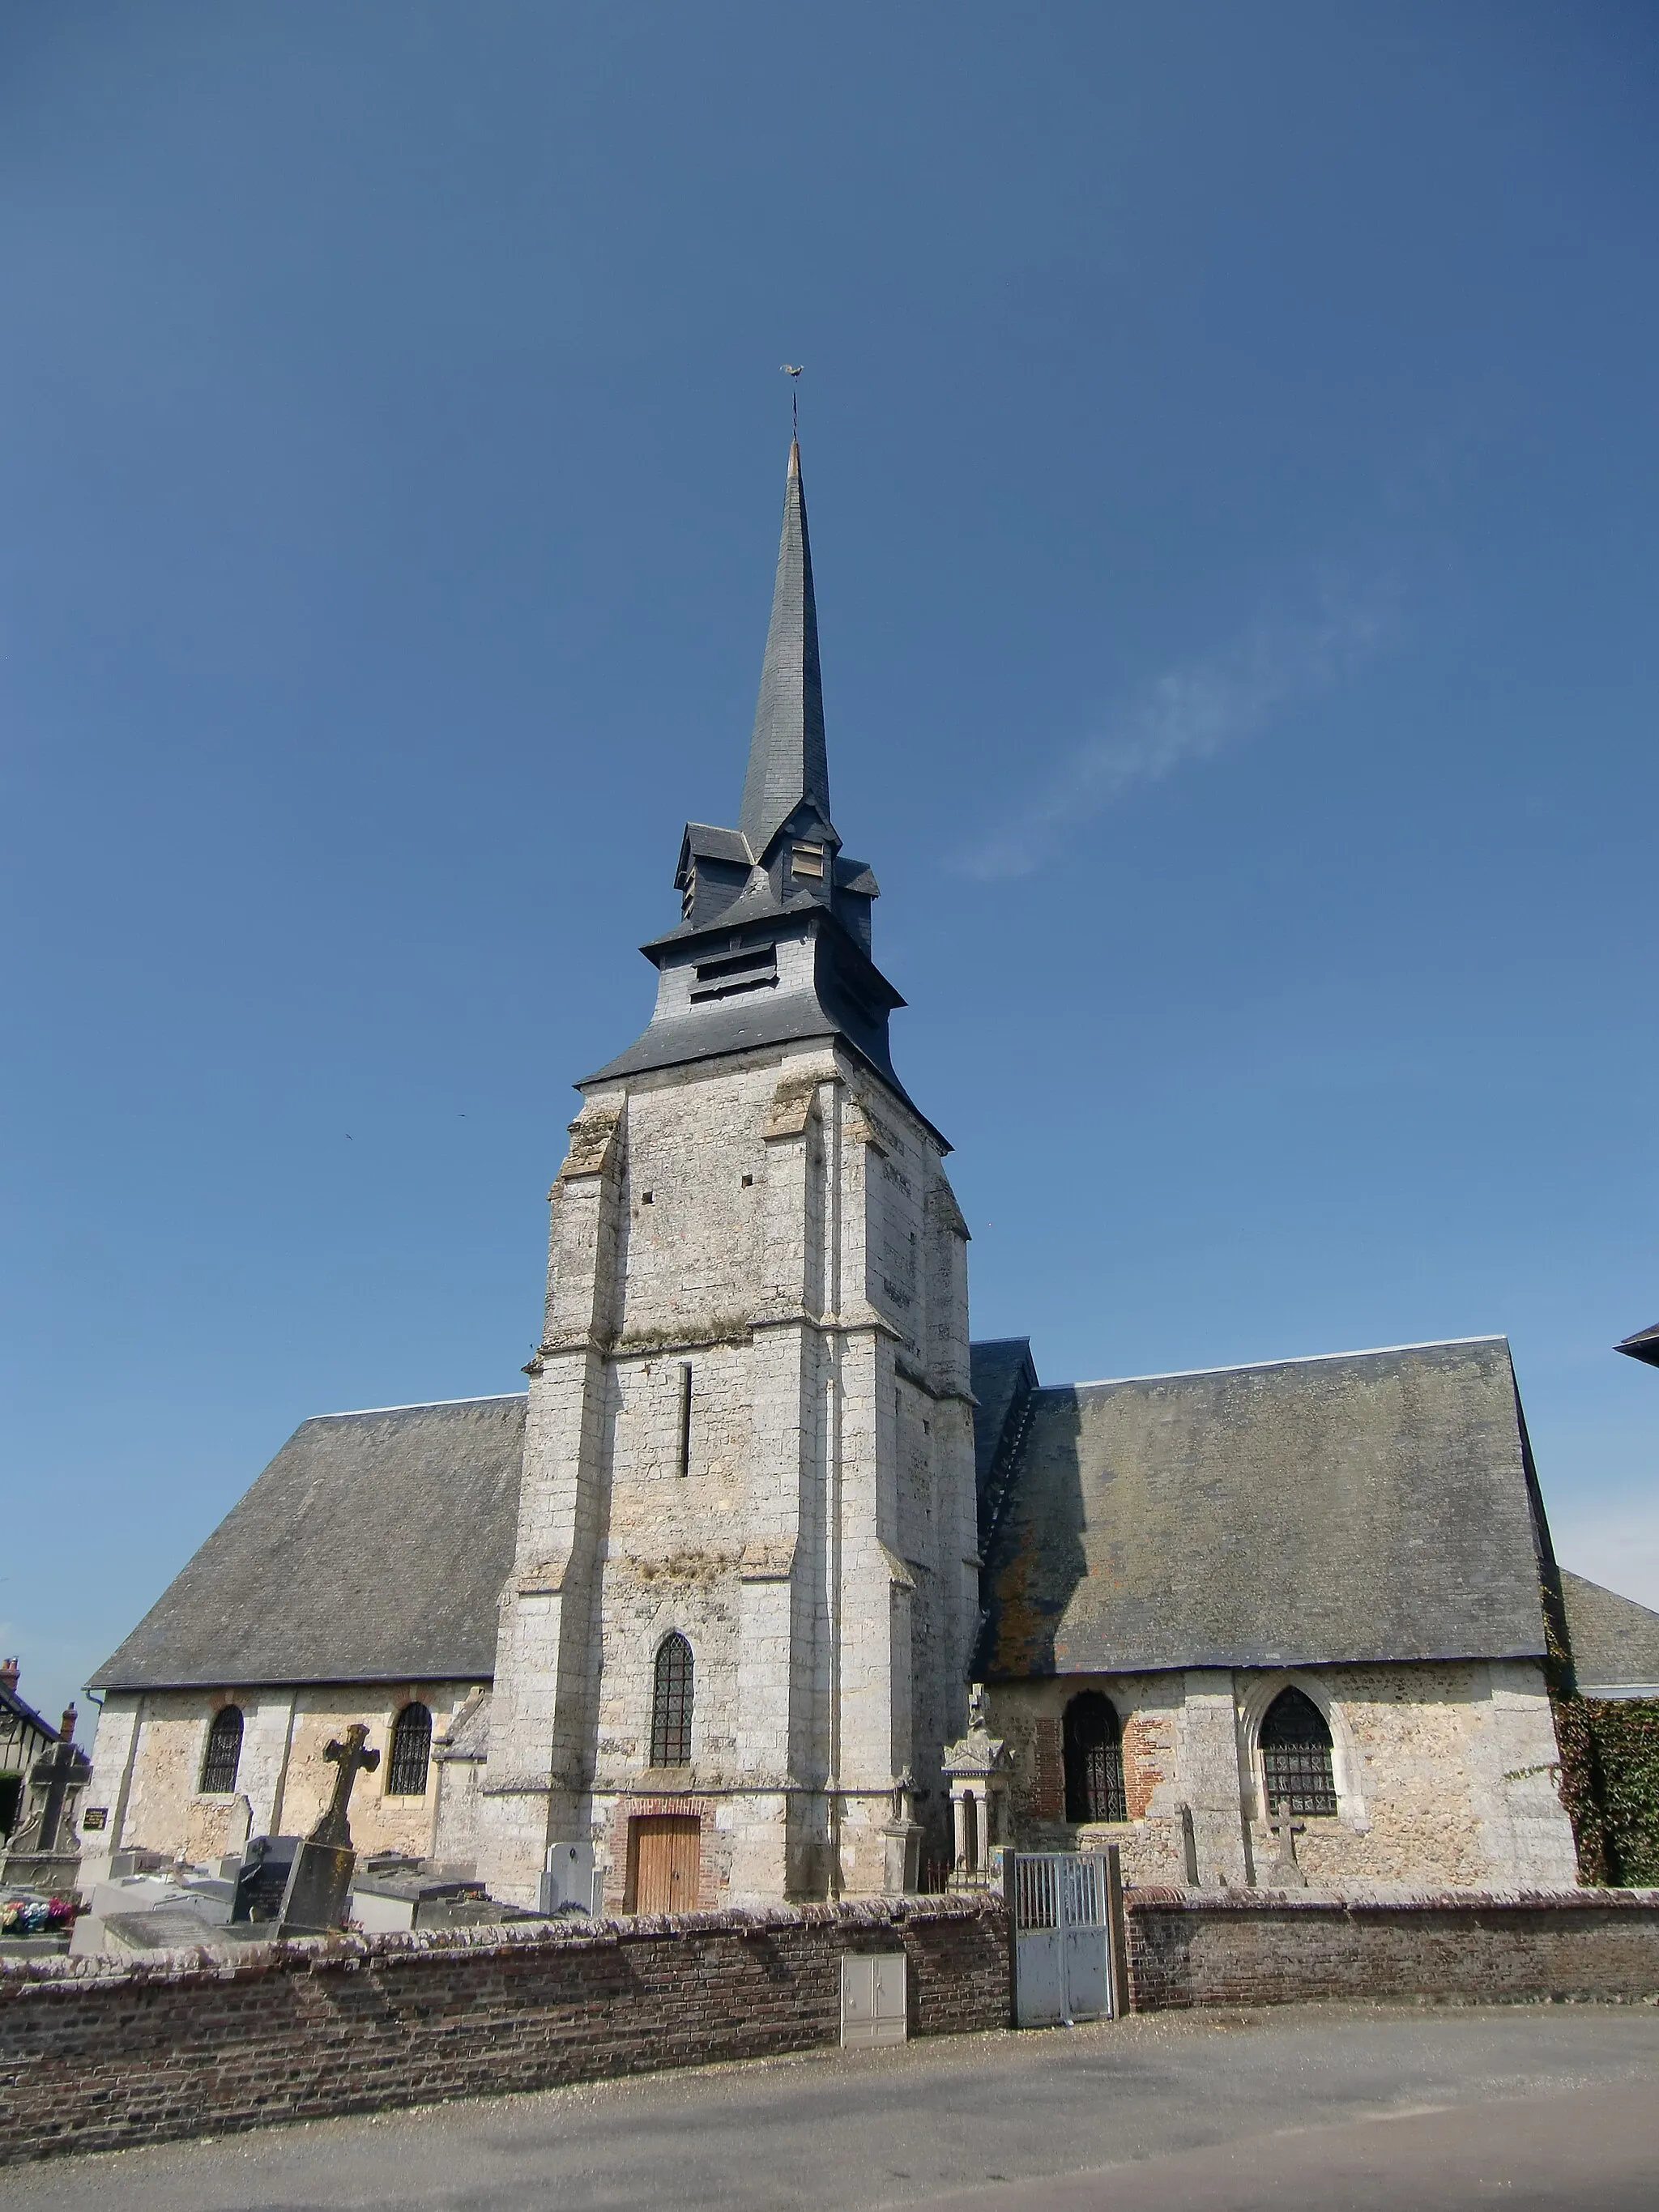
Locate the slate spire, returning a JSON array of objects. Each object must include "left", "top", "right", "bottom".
[{"left": 739, "top": 437, "right": 832, "bottom": 859}]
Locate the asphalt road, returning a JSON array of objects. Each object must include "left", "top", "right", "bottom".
[{"left": 6, "top": 2004, "right": 1659, "bottom": 2211}]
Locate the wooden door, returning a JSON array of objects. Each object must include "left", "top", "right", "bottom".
[{"left": 630, "top": 1815, "right": 701, "bottom": 1914}]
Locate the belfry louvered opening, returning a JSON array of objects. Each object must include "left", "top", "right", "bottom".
[{"left": 689, "top": 946, "right": 777, "bottom": 1003}]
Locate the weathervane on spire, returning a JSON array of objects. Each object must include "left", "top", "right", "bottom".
[{"left": 780, "top": 362, "right": 804, "bottom": 437}]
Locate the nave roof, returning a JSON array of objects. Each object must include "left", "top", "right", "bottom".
[
  {"left": 972, "top": 1335, "right": 1568, "bottom": 1680},
  {"left": 90, "top": 1396, "right": 526, "bottom": 1692}
]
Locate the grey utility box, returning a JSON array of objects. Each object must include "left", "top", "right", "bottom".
[{"left": 841, "top": 1951, "right": 908, "bottom": 2048}]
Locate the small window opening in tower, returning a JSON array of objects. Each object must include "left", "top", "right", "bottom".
[
  {"left": 676, "top": 1362, "right": 693, "bottom": 1477},
  {"left": 680, "top": 866, "right": 696, "bottom": 920},
  {"left": 741, "top": 1173, "right": 753, "bottom": 1187},
  {"left": 791, "top": 841, "right": 825, "bottom": 880},
  {"left": 641, "top": 1191, "right": 653, "bottom": 1205},
  {"left": 651, "top": 1634, "right": 693, "bottom": 1766}
]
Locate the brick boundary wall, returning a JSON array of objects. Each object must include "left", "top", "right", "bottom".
[
  {"left": 1124, "top": 1885, "right": 1659, "bottom": 2012},
  {"left": 0, "top": 1896, "right": 1008, "bottom": 2167},
  {"left": 10, "top": 1886, "right": 1659, "bottom": 2165}
]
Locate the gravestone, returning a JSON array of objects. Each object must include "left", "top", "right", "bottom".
[
  {"left": 1265, "top": 1796, "right": 1307, "bottom": 1887},
  {"left": 278, "top": 1725, "right": 381, "bottom": 1937},
  {"left": 232, "top": 1834, "right": 301, "bottom": 1923}
]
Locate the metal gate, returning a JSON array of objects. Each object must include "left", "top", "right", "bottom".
[{"left": 1010, "top": 1852, "right": 1113, "bottom": 2026}]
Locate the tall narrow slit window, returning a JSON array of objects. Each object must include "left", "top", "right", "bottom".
[
  {"left": 386, "top": 1701, "right": 433, "bottom": 1796},
  {"left": 1062, "top": 1691, "right": 1127, "bottom": 1824},
  {"left": 650, "top": 1634, "right": 693, "bottom": 1767},
  {"left": 200, "top": 1705, "right": 244, "bottom": 1795},
  {"left": 1260, "top": 1687, "right": 1337, "bottom": 1817},
  {"left": 676, "top": 1362, "right": 693, "bottom": 1477}
]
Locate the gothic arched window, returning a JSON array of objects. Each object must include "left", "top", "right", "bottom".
[
  {"left": 650, "top": 1634, "right": 693, "bottom": 1767},
  {"left": 386, "top": 1703, "right": 433, "bottom": 1796},
  {"left": 1260, "top": 1687, "right": 1337, "bottom": 1817},
  {"left": 1063, "top": 1691, "right": 1126, "bottom": 1823},
  {"left": 200, "top": 1706, "right": 243, "bottom": 1794}
]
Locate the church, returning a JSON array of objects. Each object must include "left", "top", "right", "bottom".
[{"left": 82, "top": 439, "right": 1657, "bottom": 1912}]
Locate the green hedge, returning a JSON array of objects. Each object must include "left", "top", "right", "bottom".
[
  {"left": 1586, "top": 1698, "right": 1659, "bottom": 1886},
  {"left": 1551, "top": 1692, "right": 1659, "bottom": 1886}
]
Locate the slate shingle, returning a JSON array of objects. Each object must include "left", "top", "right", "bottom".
[
  {"left": 976, "top": 1337, "right": 1553, "bottom": 1677},
  {"left": 89, "top": 1396, "right": 526, "bottom": 1691}
]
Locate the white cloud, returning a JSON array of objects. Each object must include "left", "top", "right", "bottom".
[{"left": 957, "top": 598, "right": 1387, "bottom": 880}]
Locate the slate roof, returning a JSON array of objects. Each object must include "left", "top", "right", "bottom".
[
  {"left": 0, "top": 1680, "right": 62, "bottom": 1751},
  {"left": 677, "top": 823, "right": 754, "bottom": 873},
  {"left": 970, "top": 1337, "right": 1038, "bottom": 1499},
  {"left": 740, "top": 437, "right": 830, "bottom": 859},
  {"left": 976, "top": 1336, "right": 1552, "bottom": 1678},
  {"left": 586, "top": 941, "right": 919, "bottom": 1106},
  {"left": 89, "top": 1397, "right": 527, "bottom": 1692},
  {"left": 1615, "top": 1322, "right": 1659, "bottom": 1369},
  {"left": 91, "top": 1338, "right": 1598, "bottom": 1702},
  {"left": 1559, "top": 1570, "right": 1659, "bottom": 1697}
]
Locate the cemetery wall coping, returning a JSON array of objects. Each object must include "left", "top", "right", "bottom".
[{"left": 1, "top": 1890, "right": 996, "bottom": 1995}]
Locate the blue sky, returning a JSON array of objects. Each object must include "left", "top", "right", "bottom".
[{"left": 3, "top": 3, "right": 1657, "bottom": 1729}]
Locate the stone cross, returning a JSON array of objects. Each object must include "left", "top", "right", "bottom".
[
  {"left": 309, "top": 1724, "right": 381, "bottom": 1850},
  {"left": 1266, "top": 1796, "right": 1307, "bottom": 1887}
]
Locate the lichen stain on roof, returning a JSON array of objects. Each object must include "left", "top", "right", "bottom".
[
  {"left": 976, "top": 1339, "right": 1551, "bottom": 1678},
  {"left": 91, "top": 1396, "right": 527, "bottom": 1692}
]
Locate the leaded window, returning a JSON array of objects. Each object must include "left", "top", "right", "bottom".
[
  {"left": 650, "top": 1634, "right": 693, "bottom": 1767},
  {"left": 1260, "top": 1686, "right": 1337, "bottom": 1817},
  {"left": 1063, "top": 1691, "right": 1126, "bottom": 1823},
  {"left": 200, "top": 1705, "right": 243, "bottom": 1794},
  {"left": 386, "top": 1702, "right": 433, "bottom": 1796}
]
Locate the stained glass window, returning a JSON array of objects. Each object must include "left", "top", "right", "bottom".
[
  {"left": 650, "top": 1634, "right": 693, "bottom": 1767},
  {"left": 200, "top": 1706, "right": 243, "bottom": 1794},
  {"left": 386, "top": 1703, "right": 433, "bottom": 1796},
  {"left": 1260, "top": 1686, "right": 1337, "bottom": 1817},
  {"left": 1063, "top": 1691, "right": 1127, "bottom": 1823}
]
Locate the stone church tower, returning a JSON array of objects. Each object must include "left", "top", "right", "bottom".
[{"left": 476, "top": 441, "right": 979, "bottom": 1909}]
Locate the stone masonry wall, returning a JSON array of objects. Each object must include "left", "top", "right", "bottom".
[
  {"left": 0, "top": 1896, "right": 1008, "bottom": 2167},
  {"left": 82, "top": 1683, "right": 484, "bottom": 1892},
  {"left": 988, "top": 1656, "right": 1578, "bottom": 1891},
  {"left": 1124, "top": 1886, "right": 1659, "bottom": 2011},
  {"left": 482, "top": 1039, "right": 978, "bottom": 1907}
]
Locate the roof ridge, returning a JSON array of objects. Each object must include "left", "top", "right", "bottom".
[
  {"left": 308, "top": 1392, "right": 529, "bottom": 1421},
  {"left": 1064, "top": 1335, "right": 1509, "bottom": 1391}
]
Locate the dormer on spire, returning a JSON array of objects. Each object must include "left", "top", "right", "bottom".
[{"left": 739, "top": 438, "right": 832, "bottom": 861}]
